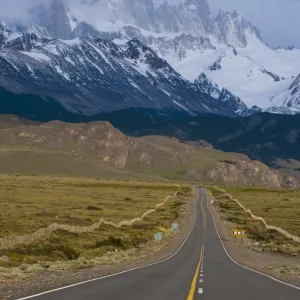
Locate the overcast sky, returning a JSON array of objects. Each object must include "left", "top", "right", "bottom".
[
  {"left": 0, "top": 0, "right": 299, "bottom": 48},
  {"left": 154, "top": 0, "right": 300, "bottom": 48}
]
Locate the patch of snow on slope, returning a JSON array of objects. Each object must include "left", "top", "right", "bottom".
[
  {"left": 113, "top": 38, "right": 129, "bottom": 45},
  {"left": 44, "top": 43, "right": 60, "bottom": 55},
  {"left": 173, "top": 100, "right": 188, "bottom": 111},
  {"left": 21, "top": 51, "right": 51, "bottom": 62},
  {"left": 87, "top": 41, "right": 115, "bottom": 69},
  {"left": 58, "top": 38, "right": 81, "bottom": 46},
  {"left": 6, "top": 32, "right": 22, "bottom": 42},
  {"left": 55, "top": 65, "right": 71, "bottom": 81},
  {"left": 65, "top": 56, "right": 75, "bottom": 65}
]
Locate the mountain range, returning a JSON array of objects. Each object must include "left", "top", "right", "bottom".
[{"left": 0, "top": 0, "right": 300, "bottom": 120}]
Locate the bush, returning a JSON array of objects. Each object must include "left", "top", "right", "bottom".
[
  {"left": 86, "top": 205, "right": 102, "bottom": 211},
  {"left": 123, "top": 197, "right": 132, "bottom": 202},
  {"left": 96, "top": 236, "right": 129, "bottom": 250}
]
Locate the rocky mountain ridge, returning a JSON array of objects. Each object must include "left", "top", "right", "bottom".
[
  {"left": 31, "top": 0, "right": 261, "bottom": 48},
  {"left": 0, "top": 24, "right": 246, "bottom": 118}
]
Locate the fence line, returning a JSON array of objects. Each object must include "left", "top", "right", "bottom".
[
  {"left": 213, "top": 187, "right": 300, "bottom": 243},
  {"left": 0, "top": 191, "right": 179, "bottom": 250}
]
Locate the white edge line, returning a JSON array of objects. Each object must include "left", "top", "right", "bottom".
[
  {"left": 204, "top": 189, "right": 300, "bottom": 291},
  {"left": 16, "top": 189, "right": 200, "bottom": 300}
]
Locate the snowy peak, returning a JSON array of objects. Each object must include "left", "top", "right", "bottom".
[
  {"left": 286, "top": 74, "right": 300, "bottom": 108},
  {"left": 127, "top": 0, "right": 158, "bottom": 32},
  {"left": 184, "top": 0, "right": 211, "bottom": 28},
  {"left": 0, "top": 21, "right": 13, "bottom": 48},
  {"left": 26, "top": 25, "right": 52, "bottom": 40},
  {"left": 42, "top": 0, "right": 263, "bottom": 48},
  {"left": 289, "top": 74, "right": 300, "bottom": 91},
  {"left": 124, "top": 39, "right": 170, "bottom": 70},
  {"left": 156, "top": 2, "right": 181, "bottom": 33},
  {"left": 215, "top": 10, "right": 262, "bottom": 47},
  {"left": 184, "top": 0, "right": 210, "bottom": 12},
  {"left": 195, "top": 73, "right": 248, "bottom": 115},
  {"left": 0, "top": 21, "right": 12, "bottom": 37}
]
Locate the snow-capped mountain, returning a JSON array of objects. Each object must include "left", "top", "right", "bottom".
[
  {"left": 267, "top": 74, "right": 300, "bottom": 114},
  {"left": 169, "top": 41, "right": 300, "bottom": 107},
  {"left": 63, "top": 0, "right": 262, "bottom": 47},
  {"left": 0, "top": 0, "right": 299, "bottom": 118},
  {"left": 0, "top": 26, "right": 243, "bottom": 117},
  {"left": 194, "top": 73, "right": 248, "bottom": 116}
]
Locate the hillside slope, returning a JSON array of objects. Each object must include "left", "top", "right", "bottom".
[
  {"left": 133, "top": 112, "right": 300, "bottom": 178},
  {"left": 0, "top": 115, "right": 296, "bottom": 187}
]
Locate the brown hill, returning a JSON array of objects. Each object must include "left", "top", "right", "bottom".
[{"left": 0, "top": 116, "right": 297, "bottom": 187}]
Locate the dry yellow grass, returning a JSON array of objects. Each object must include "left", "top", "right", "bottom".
[
  {"left": 208, "top": 186, "right": 300, "bottom": 257},
  {"left": 223, "top": 186, "right": 300, "bottom": 237},
  {"left": 0, "top": 175, "right": 191, "bottom": 269}
]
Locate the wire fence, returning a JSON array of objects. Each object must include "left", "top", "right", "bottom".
[
  {"left": 0, "top": 191, "right": 179, "bottom": 250},
  {"left": 214, "top": 187, "right": 300, "bottom": 243}
]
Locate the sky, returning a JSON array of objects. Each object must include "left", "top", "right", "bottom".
[{"left": 0, "top": 0, "right": 299, "bottom": 48}]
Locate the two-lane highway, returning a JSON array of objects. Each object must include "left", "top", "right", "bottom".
[{"left": 18, "top": 189, "right": 300, "bottom": 300}]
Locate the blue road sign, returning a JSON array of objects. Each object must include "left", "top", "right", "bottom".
[
  {"left": 154, "top": 232, "right": 163, "bottom": 241},
  {"left": 172, "top": 223, "right": 179, "bottom": 230}
]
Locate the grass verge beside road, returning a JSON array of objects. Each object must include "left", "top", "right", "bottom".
[
  {"left": 0, "top": 175, "right": 192, "bottom": 281},
  {"left": 207, "top": 186, "right": 300, "bottom": 257}
]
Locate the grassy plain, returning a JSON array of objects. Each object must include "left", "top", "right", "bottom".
[
  {"left": 0, "top": 175, "right": 191, "bottom": 271},
  {"left": 208, "top": 186, "right": 300, "bottom": 257}
]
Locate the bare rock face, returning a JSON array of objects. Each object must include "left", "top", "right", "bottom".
[
  {"left": 280, "top": 175, "right": 299, "bottom": 189},
  {"left": 1, "top": 120, "right": 198, "bottom": 170},
  {"left": 206, "top": 160, "right": 298, "bottom": 188}
]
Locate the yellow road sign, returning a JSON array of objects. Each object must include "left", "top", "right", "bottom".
[{"left": 232, "top": 230, "right": 246, "bottom": 236}]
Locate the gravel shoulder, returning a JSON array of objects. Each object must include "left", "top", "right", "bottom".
[
  {"left": 0, "top": 188, "right": 199, "bottom": 300},
  {"left": 208, "top": 193, "right": 300, "bottom": 288}
]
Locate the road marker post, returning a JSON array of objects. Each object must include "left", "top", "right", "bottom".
[{"left": 232, "top": 229, "right": 246, "bottom": 244}]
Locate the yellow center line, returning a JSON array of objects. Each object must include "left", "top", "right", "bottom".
[
  {"left": 186, "top": 246, "right": 204, "bottom": 300},
  {"left": 186, "top": 191, "right": 207, "bottom": 300}
]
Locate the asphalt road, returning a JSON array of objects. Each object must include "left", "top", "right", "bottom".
[{"left": 19, "top": 189, "right": 300, "bottom": 300}]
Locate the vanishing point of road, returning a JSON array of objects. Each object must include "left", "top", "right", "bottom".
[{"left": 18, "top": 189, "right": 300, "bottom": 300}]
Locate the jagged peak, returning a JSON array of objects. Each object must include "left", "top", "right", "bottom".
[
  {"left": 125, "top": 38, "right": 171, "bottom": 70},
  {"left": 184, "top": 0, "right": 210, "bottom": 10},
  {"left": 289, "top": 74, "right": 300, "bottom": 90},
  {"left": 0, "top": 20, "right": 8, "bottom": 27},
  {"left": 26, "top": 24, "right": 51, "bottom": 40},
  {"left": 157, "top": 1, "right": 176, "bottom": 11},
  {"left": 0, "top": 21, "right": 12, "bottom": 33},
  {"left": 216, "top": 9, "right": 243, "bottom": 20}
]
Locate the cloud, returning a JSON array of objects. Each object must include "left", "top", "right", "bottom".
[{"left": 0, "top": 0, "right": 45, "bottom": 25}]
